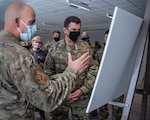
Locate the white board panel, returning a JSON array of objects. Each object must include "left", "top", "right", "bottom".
[{"left": 86, "top": 7, "right": 143, "bottom": 113}]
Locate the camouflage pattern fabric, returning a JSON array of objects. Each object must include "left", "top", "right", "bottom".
[
  {"left": 98, "top": 104, "right": 109, "bottom": 120},
  {"left": 95, "top": 47, "right": 104, "bottom": 63},
  {"left": 44, "top": 40, "right": 56, "bottom": 52},
  {"left": 112, "top": 95, "right": 124, "bottom": 120},
  {"left": 88, "top": 42, "right": 96, "bottom": 60},
  {"left": 98, "top": 95, "right": 124, "bottom": 120},
  {"left": 44, "top": 39, "right": 98, "bottom": 120},
  {"left": 0, "top": 30, "right": 78, "bottom": 120}
]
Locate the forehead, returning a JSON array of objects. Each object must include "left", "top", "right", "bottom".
[
  {"left": 68, "top": 22, "right": 81, "bottom": 28},
  {"left": 82, "top": 32, "right": 87, "bottom": 36},
  {"left": 32, "top": 40, "right": 42, "bottom": 43},
  {"left": 22, "top": 6, "right": 36, "bottom": 23},
  {"left": 53, "top": 32, "right": 60, "bottom": 36}
]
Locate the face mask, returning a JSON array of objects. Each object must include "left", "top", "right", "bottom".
[
  {"left": 23, "top": 45, "right": 31, "bottom": 49},
  {"left": 17, "top": 19, "right": 37, "bottom": 41},
  {"left": 54, "top": 37, "right": 60, "bottom": 42},
  {"left": 82, "top": 37, "right": 89, "bottom": 42},
  {"left": 69, "top": 31, "right": 80, "bottom": 42},
  {"left": 33, "top": 43, "right": 42, "bottom": 49}
]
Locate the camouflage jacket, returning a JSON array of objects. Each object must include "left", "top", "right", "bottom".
[
  {"left": 44, "top": 40, "right": 56, "bottom": 52},
  {"left": 95, "top": 47, "right": 104, "bottom": 63},
  {"left": 44, "top": 39, "right": 98, "bottom": 98},
  {"left": 0, "top": 30, "right": 78, "bottom": 120}
]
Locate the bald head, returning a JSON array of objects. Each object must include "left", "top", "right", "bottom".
[
  {"left": 4, "top": 2, "right": 34, "bottom": 22},
  {"left": 4, "top": 2, "right": 36, "bottom": 40},
  {"left": 81, "top": 31, "right": 89, "bottom": 38}
]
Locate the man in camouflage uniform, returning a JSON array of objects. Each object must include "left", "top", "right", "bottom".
[
  {"left": 81, "top": 31, "right": 104, "bottom": 63},
  {"left": 94, "top": 41, "right": 104, "bottom": 64},
  {"left": 81, "top": 31, "right": 101, "bottom": 119},
  {"left": 44, "top": 16, "right": 99, "bottom": 120},
  {"left": 44, "top": 30, "right": 61, "bottom": 52},
  {"left": 81, "top": 31, "right": 96, "bottom": 59},
  {"left": 0, "top": 2, "right": 90, "bottom": 120}
]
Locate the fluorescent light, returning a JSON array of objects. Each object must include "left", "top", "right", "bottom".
[
  {"left": 42, "top": 22, "right": 59, "bottom": 27},
  {"left": 66, "top": 0, "right": 91, "bottom": 11}
]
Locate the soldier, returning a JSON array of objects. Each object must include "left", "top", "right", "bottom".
[
  {"left": 94, "top": 41, "right": 104, "bottom": 63},
  {"left": 81, "top": 31, "right": 96, "bottom": 51},
  {"left": 81, "top": 31, "right": 103, "bottom": 62},
  {"left": 0, "top": 2, "right": 90, "bottom": 120},
  {"left": 44, "top": 16, "right": 99, "bottom": 120},
  {"left": 44, "top": 30, "right": 61, "bottom": 52},
  {"left": 81, "top": 31, "right": 100, "bottom": 119},
  {"left": 20, "top": 40, "right": 31, "bottom": 49}
]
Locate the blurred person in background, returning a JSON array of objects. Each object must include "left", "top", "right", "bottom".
[{"left": 44, "top": 30, "right": 61, "bottom": 52}]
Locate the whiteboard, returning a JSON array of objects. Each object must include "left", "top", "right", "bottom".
[{"left": 86, "top": 7, "right": 143, "bottom": 113}]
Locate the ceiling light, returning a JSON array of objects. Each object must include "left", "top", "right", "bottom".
[
  {"left": 42, "top": 22, "right": 59, "bottom": 27},
  {"left": 66, "top": 0, "right": 91, "bottom": 11}
]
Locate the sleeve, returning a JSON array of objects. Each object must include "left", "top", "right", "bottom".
[
  {"left": 43, "top": 47, "right": 56, "bottom": 77},
  {"left": 95, "top": 47, "right": 104, "bottom": 63},
  {"left": 10, "top": 52, "right": 77, "bottom": 112},
  {"left": 80, "top": 58, "right": 99, "bottom": 94},
  {"left": 78, "top": 43, "right": 99, "bottom": 94}
]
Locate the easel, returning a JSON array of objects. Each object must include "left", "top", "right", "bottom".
[{"left": 109, "top": 0, "right": 150, "bottom": 120}]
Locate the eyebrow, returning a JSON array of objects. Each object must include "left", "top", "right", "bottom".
[{"left": 70, "top": 28, "right": 80, "bottom": 31}]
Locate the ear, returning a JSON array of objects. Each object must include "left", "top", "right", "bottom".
[
  {"left": 63, "top": 27, "right": 67, "bottom": 34},
  {"left": 15, "top": 18, "right": 20, "bottom": 27}
]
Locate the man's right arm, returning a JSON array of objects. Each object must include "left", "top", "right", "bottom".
[{"left": 11, "top": 52, "right": 90, "bottom": 112}]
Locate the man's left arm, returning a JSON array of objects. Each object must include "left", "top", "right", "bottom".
[{"left": 80, "top": 59, "right": 99, "bottom": 94}]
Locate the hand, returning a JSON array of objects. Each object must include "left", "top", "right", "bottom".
[
  {"left": 39, "top": 62, "right": 44, "bottom": 68},
  {"left": 67, "top": 89, "right": 83, "bottom": 103},
  {"left": 68, "top": 52, "right": 90, "bottom": 75}
]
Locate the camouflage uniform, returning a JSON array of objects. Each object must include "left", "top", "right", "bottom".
[
  {"left": 85, "top": 42, "right": 100, "bottom": 119},
  {"left": 44, "top": 40, "right": 56, "bottom": 52},
  {"left": 88, "top": 42, "right": 95, "bottom": 58},
  {"left": 94, "top": 46, "right": 104, "bottom": 63},
  {"left": 44, "top": 39, "right": 98, "bottom": 120},
  {"left": 0, "top": 30, "right": 78, "bottom": 120},
  {"left": 99, "top": 96, "right": 124, "bottom": 120},
  {"left": 112, "top": 95, "right": 124, "bottom": 120},
  {"left": 98, "top": 104, "right": 109, "bottom": 120}
]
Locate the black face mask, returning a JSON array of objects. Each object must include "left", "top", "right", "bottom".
[
  {"left": 23, "top": 45, "right": 31, "bottom": 49},
  {"left": 54, "top": 37, "right": 60, "bottom": 42},
  {"left": 69, "top": 31, "right": 80, "bottom": 42},
  {"left": 81, "top": 37, "right": 89, "bottom": 42}
]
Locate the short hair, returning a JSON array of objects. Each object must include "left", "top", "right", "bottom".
[
  {"left": 64, "top": 16, "right": 81, "bottom": 28},
  {"left": 104, "top": 29, "right": 109, "bottom": 35},
  {"left": 53, "top": 30, "right": 61, "bottom": 35},
  {"left": 31, "top": 36, "right": 42, "bottom": 43}
]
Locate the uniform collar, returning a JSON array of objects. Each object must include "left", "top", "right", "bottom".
[{"left": 0, "top": 30, "right": 20, "bottom": 45}]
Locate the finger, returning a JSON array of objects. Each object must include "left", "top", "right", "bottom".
[
  {"left": 81, "top": 55, "right": 91, "bottom": 63},
  {"left": 78, "top": 53, "right": 89, "bottom": 61},
  {"left": 68, "top": 52, "right": 72, "bottom": 62}
]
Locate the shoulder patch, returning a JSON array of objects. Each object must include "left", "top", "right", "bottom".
[{"left": 33, "top": 68, "right": 47, "bottom": 85}]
